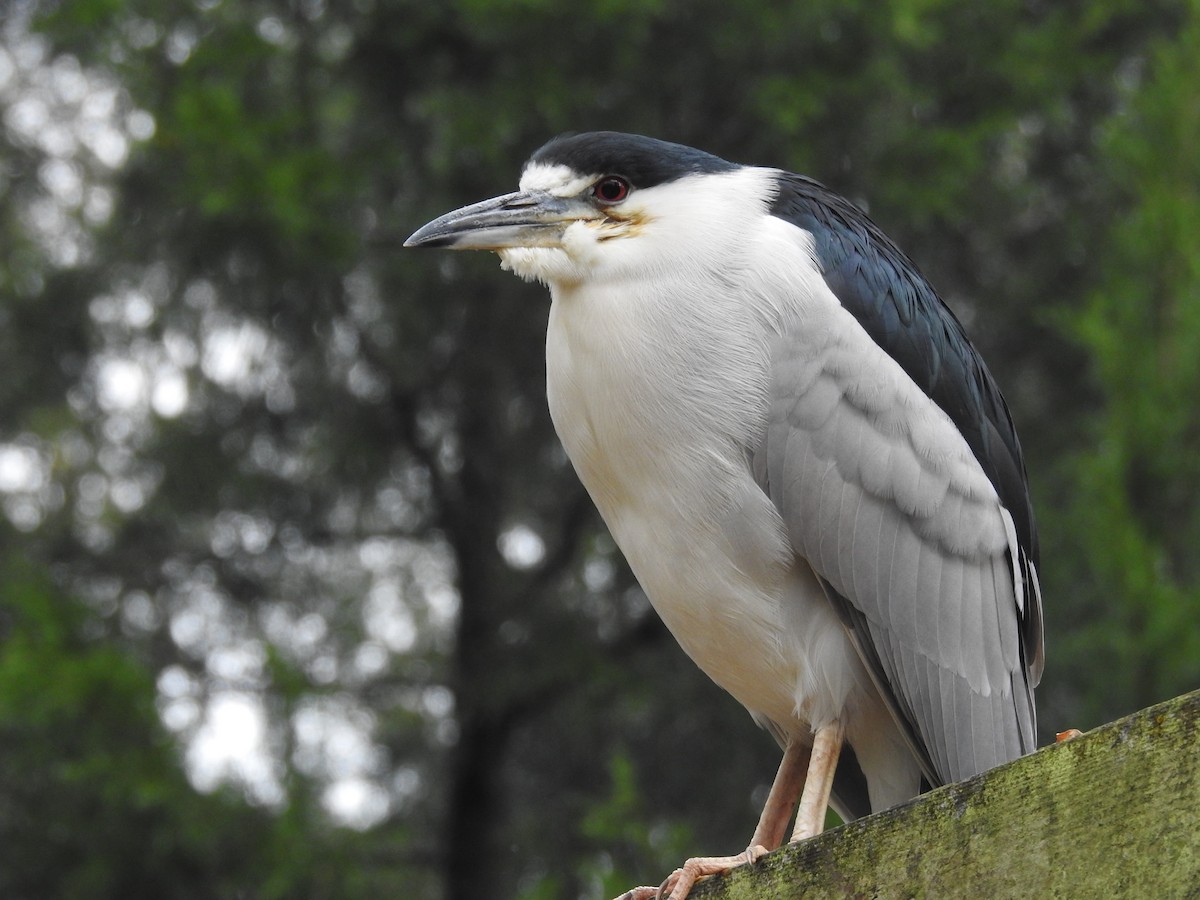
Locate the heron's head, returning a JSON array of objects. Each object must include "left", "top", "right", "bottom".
[{"left": 405, "top": 132, "right": 771, "bottom": 286}]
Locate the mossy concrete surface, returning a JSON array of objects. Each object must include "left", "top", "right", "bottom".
[{"left": 692, "top": 689, "right": 1200, "bottom": 898}]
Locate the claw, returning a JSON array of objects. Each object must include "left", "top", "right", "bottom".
[
  {"left": 614, "top": 732, "right": 835, "bottom": 900},
  {"left": 657, "top": 867, "right": 685, "bottom": 899},
  {"left": 614, "top": 888, "right": 659, "bottom": 900},
  {"left": 613, "top": 845, "right": 768, "bottom": 900},
  {"left": 659, "top": 866, "right": 689, "bottom": 900}
]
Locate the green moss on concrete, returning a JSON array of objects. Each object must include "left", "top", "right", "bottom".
[{"left": 691, "top": 690, "right": 1200, "bottom": 899}]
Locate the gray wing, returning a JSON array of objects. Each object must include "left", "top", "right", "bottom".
[
  {"left": 752, "top": 322, "right": 1037, "bottom": 786},
  {"left": 754, "top": 175, "right": 1041, "bottom": 787},
  {"left": 769, "top": 174, "right": 1043, "bottom": 680}
]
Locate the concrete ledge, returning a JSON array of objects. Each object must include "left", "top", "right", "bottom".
[{"left": 693, "top": 689, "right": 1200, "bottom": 898}]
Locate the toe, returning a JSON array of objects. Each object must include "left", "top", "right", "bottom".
[
  {"left": 613, "top": 888, "right": 660, "bottom": 900},
  {"left": 660, "top": 867, "right": 694, "bottom": 900}
]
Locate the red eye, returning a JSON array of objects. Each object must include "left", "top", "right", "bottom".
[{"left": 592, "top": 176, "right": 630, "bottom": 204}]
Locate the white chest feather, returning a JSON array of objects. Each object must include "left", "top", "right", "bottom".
[
  {"left": 544, "top": 268, "right": 862, "bottom": 731},
  {"left": 546, "top": 276, "right": 763, "bottom": 514}
]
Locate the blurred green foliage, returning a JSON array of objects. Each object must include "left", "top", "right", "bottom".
[
  {"left": 1060, "top": 5, "right": 1200, "bottom": 715},
  {"left": 0, "top": 0, "right": 1196, "bottom": 897},
  {"left": 0, "top": 557, "right": 372, "bottom": 898}
]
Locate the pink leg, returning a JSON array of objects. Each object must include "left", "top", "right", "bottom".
[
  {"left": 749, "top": 738, "right": 812, "bottom": 851},
  {"left": 612, "top": 738, "right": 814, "bottom": 900},
  {"left": 790, "top": 720, "right": 844, "bottom": 842}
]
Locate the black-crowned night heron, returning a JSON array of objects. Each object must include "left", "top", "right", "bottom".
[{"left": 407, "top": 132, "right": 1044, "bottom": 900}]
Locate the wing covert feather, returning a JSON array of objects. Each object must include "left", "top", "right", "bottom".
[
  {"left": 769, "top": 174, "right": 1043, "bottom": 691},
  {"left": 757, "top": 319, "right": 1037, "bottom": 785},
  {"left": 752, "top": 177, "right": 1042, "bottom": 785}
]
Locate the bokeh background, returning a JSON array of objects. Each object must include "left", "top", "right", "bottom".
[{"left": 2, "top": 1, "right": 1198, "bottom": 897}]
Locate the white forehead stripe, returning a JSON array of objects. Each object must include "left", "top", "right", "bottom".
[{"left": 519, "top": 162, "right": 596, "bottom": 197}]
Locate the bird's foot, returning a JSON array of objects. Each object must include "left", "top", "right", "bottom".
[{"left": 613, "top": 845, "right": 768, "bottom": 900}]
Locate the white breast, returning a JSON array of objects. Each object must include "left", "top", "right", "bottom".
[{"left": 544, "top": 265, "right": 866, "bottom": 734}]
